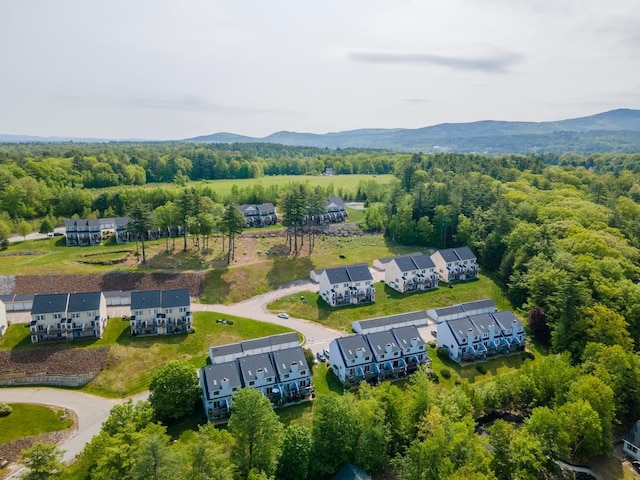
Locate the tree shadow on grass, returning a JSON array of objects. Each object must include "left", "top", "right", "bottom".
[
  {"left": 201, "top": 268, "right": 231, "bottom": 304},
  {"left": 266, "top": 254, "right": 314, "bottom": 290}
]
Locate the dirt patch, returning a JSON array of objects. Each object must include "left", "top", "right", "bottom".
[
  {"left": 13, "top": 272, "right": 204, "bottom": 297},
  {"left": 0, "top": 347, "right": 109, "bottom": 376}
]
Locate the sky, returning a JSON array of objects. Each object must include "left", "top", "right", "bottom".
[{"left": 1, "top": 0, "right": 639, "bottom": 140}]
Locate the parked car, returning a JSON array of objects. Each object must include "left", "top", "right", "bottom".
[
  {"left": 277, "top": 312, "right": 289, "bottom": 319},
  {"left": 316, "top": 351, "right": 326, "bottom": 362},
  {"left": 53, "top": 232, "right": 63, "bottom": 236}
]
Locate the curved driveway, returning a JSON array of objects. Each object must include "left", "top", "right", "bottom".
[{"left": 1, "top": 279, "right": 343, "bottom": 473}]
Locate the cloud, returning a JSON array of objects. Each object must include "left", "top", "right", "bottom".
[{"left": 348, "top": 50, "right": 523, "bottom": 73}]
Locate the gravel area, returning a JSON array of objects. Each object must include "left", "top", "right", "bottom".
[
  {"left": 13, "top": 272, "right": 203, "bottom": 296},
  {"left": 0, "top": 276, "right": 16, "bottom": 296},
  {"left": 0, "top": 347, "right": 109, "bottom": 376}
]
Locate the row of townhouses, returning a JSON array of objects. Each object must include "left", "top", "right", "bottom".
[
  {"left": 436, "top": 310, "right": 526, "bottom": 363},
  {"left": 200, "top": 333, "right": 313, "bottom": 420},
  {"left": 29, "top": 292, "right": 108, "bottom": 343},
  {"left": 329, "top": 326, "right": 430, "bottom": 386},
  {"left": 65, "top": 217, "right": 130, "bottom": 246},
  {"left": 313, "top": 247, "right": 478, "bottom": 308},
  {"left": 26, "top": 288, "right": 192, "bottom": 343},
  {"left": 238, "top": 196, "right": 348, "bottom": 228}
]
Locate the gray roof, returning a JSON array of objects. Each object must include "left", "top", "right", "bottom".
[
  {"left": 455, "top": 246, "right": 476, "bottom": 261},
  {"left": 434, "top": 248, "right": 459, "bottom": 263},
  {"left": 160, "top": 289, "right": 190, "bottom": 308},
  {"left": 325, "top": 266, "right": 351, "bottom": 284},
  {"left": 102, "top": 290, "right": 131, "bottom": 299},
  {"left": 468, "top": 313, "right": 498, "bottom": 335},
  {"left": 326, "top": 196, "right": 345, "bottom": 210},
  {"left": 461, "top": 299, "right": 497, "bottom": 312},
  {"left": 446, "top": 317, "right": 481, "bottom": 344},
  {"left": 238, "top": 353, "right": 276, "bottom": 384},
  {"left": 346, "top": 263, "right": 373, "bottom": 282},
  {"left": 335, "top": 335, "right": 373, "bottom": 362},
  {"left": 13, "top": 294, "right": 34, "bottom": 302},
  {"left": 241, "top": 336, "right": 273, "bottom": 352},
  {"left": 31, "top": 293, "right": 69, "bottom": 315},
  {"left": 210, "top": 342, "right": 243, "bottom": 359},
  {"left": 258, "top": 203, "right": 275, "bottom": 214},
  {"left": 200, "top": 362, "right": 242, "bottom": 397},
  {"left": 67, "top": 292, "right": 102, "bottom": 313},
  {"left": 0, "top": 294, "right": 14, "bottom": 303},
  {"left": 272, "top": 347, "right": 309, "bottom": 376},
  {"left": 130, "top": 290, "right": 162, "bottom": 310},
  {"left": 394, "top": 255, "right": 420, "bottom": 273},
  {"left": 411, "top": 254, "right": 435, "bottom": 269},
  {"left": 392, "top": 326, "right": 426, "bottom": 349},
  {"left": 492, "top": 310, "right": 521, "bottom": 330},
  {"left": 357, "top": 311, "right": 427, "bottom": 330},
  {"left": 270, "top": 332, "right": 299, "bottom": 347},
  {"left": 433, "top": 305, "right": 465, "bottom": 317},
  {"left": 366, "top": 330, "right": 402, "bottom": 359}
]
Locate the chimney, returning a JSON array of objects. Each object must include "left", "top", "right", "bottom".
[
  {"left": 256, "top": 368, "right": 265, "bottom": 379},
  {"left": 355, "top": 347, "right": 365, "bottom": 359},
  {"left": 385, "top": 343, "right": 393, "bottom": 354},
  {"left": 467, "top": 328, "right": 474, "bottom": 345},
  {"left": 221, "top": 377, "right": 229, "bottom": 389},
  {"left": 290, "top": 361, "right": 299, "bottom": 373}
]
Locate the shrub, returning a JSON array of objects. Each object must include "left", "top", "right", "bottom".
[
  {"left": 475, "top": 364, "right": 487, "bottom": 374},
  {"left": 427, "top": 371, "right": 439, "bottom": 383},
  {"left": 454, "top": 380, "right": 462, "bottom": 386},
  {"left": 440, "top": 368, "right": 451, "bottom": 379},
  {"left": 0, "top": 402, "right": 12, "bottom": 417},
  {"left": 436, "top": 346, "right": 450, "bottom": 358}
]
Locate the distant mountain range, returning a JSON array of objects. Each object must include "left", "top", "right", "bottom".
[{"left": 4, "top": 109, "right": 640, "bottom": 154}]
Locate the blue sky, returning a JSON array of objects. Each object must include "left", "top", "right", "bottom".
[{"left": 1, "top": 0, "right": 639, "bottom": 139}]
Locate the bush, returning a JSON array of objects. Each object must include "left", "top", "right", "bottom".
[
  {"left": 427, "top": 371, "right": 439, "bottom": 383},
  {"left": 0, "top": 402, "right": 12, "bottom": 417},
  {"left": 440, "top": 368, "right": 451, "bottom": 379},
  {"left": 454, "top": 380, "right": 462, "bottom": 386},
  {"left": 436, "top": 346, "right": 450, "bottom": 358},
  {"left": 475, "top": 364, "right": 487, "bottom": 375}
]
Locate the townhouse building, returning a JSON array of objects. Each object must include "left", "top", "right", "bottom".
[
  {"left": 436, "top": 310, "right": 526, "bottom": 363},
  {"left": 29, "top": 291, "right": 107, "bottom": 343},
  {"left": 317, "top": 263, "right": 375, "bottom": 307},
  {"left": 0, "top": 298, "right": 7, "bottom": 338},
  {"left": 129, "top": 289, "right": 192, "bottom": 336},
  {"left": 329, "top": 334, "right": 377, "bottom": 385},
  {"left": 430, "top": 246, "right": 478, "bottom": 283},
  {"left": 65, "top": 217, "right": 130, "bottom": 246},
  {"left": 381, "top": 253, "right": 438, "bottom": 293},
  {"left": 238, "top": 203, "right": 278, "bottom": 227}
]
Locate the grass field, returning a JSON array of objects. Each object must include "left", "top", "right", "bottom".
[
  {"left": 267, "top": 275, "right": 511, "bottom": 331},
  {"left": 0, "top": 404, "right": 73, "bottom": 443},
  {"left": 0, "top": 313, "right": 296, "bottom": 398}
]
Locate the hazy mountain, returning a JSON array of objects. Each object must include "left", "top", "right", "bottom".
[
  {"left": 4, "top": 109, "right": 640, "bottom": 153},
  {"left": 186, "top": 109, "right": 640, "bottom": 153}
]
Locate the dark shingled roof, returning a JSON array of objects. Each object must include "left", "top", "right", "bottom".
[
  {"left": 31, "top": 293, "right": 69, "bottom": 315},
  {"left": 335, "top": 335, "right": 373, "bottom": 362},
  {"left": 160, "top": 289, "right": 190, "bottom": 308},
  {"left": 238, "top": 353, "right": 276, "bottom": 384},
  {"left": 200, "top": 362, "right": 242, "bottom": 397},
  {"left": 394, "top": 255, "right": 420, "bottom": 273},
  {"left": 492, "top": 310, "right": 521, "bottom": 330},
  {"left": 461, "top": 299, "right": 496, "bottom": 312},
  {"left": 130, "top": 290, "right": 162, "bottom": 310},
  {"left": 67, "top": 292, "right": 102, "bottom": 313},
  {"left": 210, "top": 342, "right": 243, "bottom": 359},
  {"left": 434, "top": 248, "right": 459, "bottom": 263},
  {"left": 411, "top": 253, "right": 435, "bottom": 269},
  {"left": 366, "top": 330, "right": 402, "bottom": 359},
  {"left": 392, "top": 325, "right": 426, "bottom": 349},
  {"left": 272, "top": 347, "right": 309, "bottom": 376},
  {"left": 468, "top": 313, "right": 498, "bottom": 335},
  {"left": 356, "top": 311, "right": 427, "bottom": 330},
  {"left": 455, "top": 246, "right": 476, "bottom": 261},
  {"left": 446, "top": 316, "right": 481, "bottom": 344},
  {"left": 346, "top": 263, "right": 373, "bottom": 282}
]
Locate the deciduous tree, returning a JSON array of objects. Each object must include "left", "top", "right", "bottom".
[{"left": 148, "top": 361, "right": 200, "bottom": 421}]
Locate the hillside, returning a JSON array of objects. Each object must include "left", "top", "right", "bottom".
[{"left": 185, "top": 108, "right": 640, "bottom": 153}]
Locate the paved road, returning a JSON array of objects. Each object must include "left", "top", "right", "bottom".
[
  {"left": 7, "top": 228, "right": 65, "bottom": 243},
  {"left": 1, "top": 388, "right": 149, "bottom": 479}
]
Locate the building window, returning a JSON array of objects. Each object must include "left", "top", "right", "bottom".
[
  {"left": 166, "top": 308, "right": 173, "bottom": 314},
  {"left": 53, "top": 313, "right": 61, "bottom": 319},
  {"left": 249, "top": 381, "right": 255, "bottom": 386},
  {"left": 300, "top": 370, "right": 306, "bottom": 375},
  {"left": 179, "top": 307, "right": 187, "bottom": 313},
  {"left": 213, "top": 391, "right": 219, "bottom": 396},
  {"left": 284, "top": 374, "right": 289, "bottom": 379}
]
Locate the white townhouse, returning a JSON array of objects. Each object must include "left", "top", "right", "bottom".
[
  {"left": 383, "top": 253, "right": 438, "bottom": 293},
  {"left": 209, "top": 332, "right": 299, "bottom": 364},
  {"left": 318, "top": 263, "right": 375, "bottom": 307},
  {"left": 65, "top": 219, "right": 103, "bottom": 246},
  {"left": 200, "top": 361, "right": 243, "bottom": 421},
  {"left": 624, "top": 421, "right": 640, "bottom": 461},
  {"left": 436, "top": 310, "right": 526, "bottom": 363},
  {"left": 129, "top": 289, "right": 192, "bottom": 337},
  {"left": 492, "top": 310, "right": 526, "bottom": 351},
  {"left": 30, "top": 292, "right": 108, "bottom": 343},
  {"left": 366, "top": 330, "right": 406, "bottom": 380},
  {"left": 238, "top": 353, "right": 281, "bottom": 403},
  {"left": 392, "top": 325, "right": 430, "bottom": 372},
  {"left": 272, "top": 346, "right": 314, "bottom": 401},
  {"left": 329, "top": 334, "right": 377, "bottom": 386},
  {"left": 0, "top": 298, "right": 7, "bottom": 338},
  {"left": 430, "top": 247, "right": 478, "bottom": 283}
]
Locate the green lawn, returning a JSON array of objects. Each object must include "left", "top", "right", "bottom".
[
  {"left": 0, "top": 404, "right": 73, "bottom": 443},
  {"left": 1, "top": 312, "right": 297, "bottom": 398},
  {"left": 267, "top": 275, "right": 510, "bottom": 331}
]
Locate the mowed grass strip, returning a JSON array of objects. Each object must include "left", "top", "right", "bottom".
[
  {"left": 0, "top": 404, "right": 73, "bottom": 443},
  {"left": 267, "top": 275, "right": 510, "bottom": 331}
]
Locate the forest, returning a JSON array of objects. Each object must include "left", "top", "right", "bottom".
[{"left": 4, "top": 142, "right": 640, "bottom": 478}]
